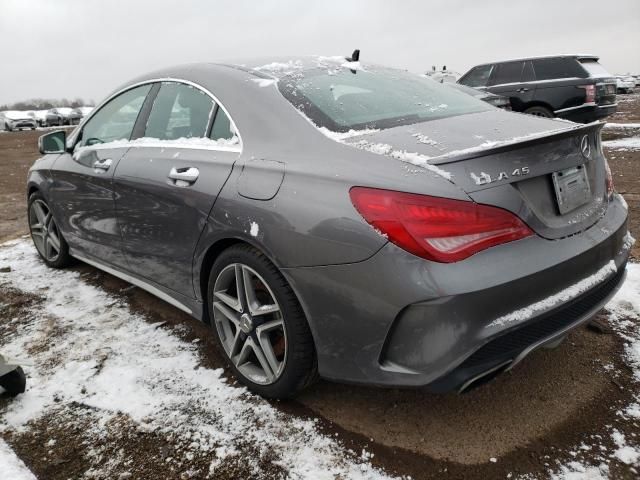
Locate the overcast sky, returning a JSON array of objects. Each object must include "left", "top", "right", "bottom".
[{"left": 1, "top": 0, "right": 638, "bottom": 105}]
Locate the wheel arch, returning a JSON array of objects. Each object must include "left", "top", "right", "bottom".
[
  {"left": 522, "top": 101, "right": 555, "bottom": 115},
  {"left": 196, "top": 236, "right": 318, "bottom": 350}
]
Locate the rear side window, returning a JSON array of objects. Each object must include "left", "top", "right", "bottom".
[
  {"left": 79, "top": 84, "right": 151, "bottom": 147},
  {"left": 145, "top": 82, "right": 214, "bottom": 140},
  {"left": 209, "top": 108, "right": 234, "bottom": 141},
  {"left": 489, "top": 61, "right": 524, "bottom": 85},
  {"left": 532, "top": 58, "right": 586, "bottom": 80},
  {"left": 460, "top": 65, "right": 494, "bottom": 87}
]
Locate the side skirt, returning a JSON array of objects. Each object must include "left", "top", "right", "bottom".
[{"left": 71, "top": 250, "right": 201, "bottom": 317}]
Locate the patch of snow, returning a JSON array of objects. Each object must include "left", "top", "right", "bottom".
[
  {"left": 341, "top": 60, "right": 364, "bottom": 72},
  {"left": 317, "top": 127, "right": 379, "bottom": 141},
  {"left": 603, "top": 136, "right": 640, "bottom": 151},
  {"left": 604, "top": 123, "right": 640, "bottom": 129},
  {"left": 254, "top": 60, "right": 303, "bottom": 74},
  {"left": 352, "top": 140, "right": 453, "bottom": 181},
  {"left": 251, "top": 78, "right": 277, "bottom": 88},
  {"left": 76, "top": 135, "right": 240, "bottom": 154},
  {"left": 249, "top": 221, "right": 259, "bottom": 237},
  {"left": 548, "top": 461, "right": 609, "bottom": 480},
  {"left": 412, "top": 133, "right": 439, "bottom": 146},
  {"left": 0, "top": 240, "right": 395, "bottom": 480},
  {"left": 0, "top": 438, "right": 37, "bottom": 480},
  {"left": 611, "top": 429, "right": 640, "bottom": 465},
  {"left": 488, "top": 260, "right": 618, "bottom": 328}
]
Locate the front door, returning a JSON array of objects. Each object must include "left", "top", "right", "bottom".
[
  {"left": 48, "top": 84, "right": 153, "bottom": 267},
  {"left": 113, "top": 81, "right": 240, "bottom": 298}
]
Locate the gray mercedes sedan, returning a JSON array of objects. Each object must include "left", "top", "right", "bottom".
[{"left": 27, "top": 55, "right": 632, "bottom": 398}]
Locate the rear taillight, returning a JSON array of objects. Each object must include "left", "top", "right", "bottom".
[
  {"left": 349, "top": 187, "right": 534, "bottom": 263},
  {"left": 578, "top": 84, "right": 596, "bottom": 103},
  {"left": 604, "top": 159, "right": 614, "bottom": 198}
]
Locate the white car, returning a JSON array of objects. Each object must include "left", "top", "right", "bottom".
[
  {"left": 425, "top": 66, "right": 460, "bottom": 83},
  {"left": 1, "top": 110, "right": 37, "bottom": 131},
  {"left": 616, "top": 75, "right": 635, "bottom": 94}
]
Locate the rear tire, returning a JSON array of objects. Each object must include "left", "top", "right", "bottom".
[
  {"left": 28, "top": 192, "right": 72, "bottom": 268},
  {"left": 524, "top": 106, "right": 554, "bottom": 118},
  {"left": 0, "top": 367, "right": 26, "bottom": 396},
  {"left": 207, "top": 244, "right": 317, "bottom": 398}
]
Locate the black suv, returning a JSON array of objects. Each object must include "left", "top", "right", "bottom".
[{"left": 458, "top": 55, "right": 617, "bottom": 123}]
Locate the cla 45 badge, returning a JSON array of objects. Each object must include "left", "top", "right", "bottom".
[{"left": 470, "top": 166, "right": 530, "bottom": 186}]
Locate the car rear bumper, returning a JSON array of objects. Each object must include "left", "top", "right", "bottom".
[
  {"left": 556, "top": 103, "right": 617, "bottom": 123},
  {"left": 282, "top": 194, "right": 630, "bottom": 390}
]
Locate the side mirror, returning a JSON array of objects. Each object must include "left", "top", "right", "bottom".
[{"left": 38, "top": 130, "right": 66, "bottom": 154}]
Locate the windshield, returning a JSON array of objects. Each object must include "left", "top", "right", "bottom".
[
  {"left": 579, "top": 59, "right": 612, "bottom": 78},
  {"left": 278, "top": 67, "right": 491, "bottom": 132}
]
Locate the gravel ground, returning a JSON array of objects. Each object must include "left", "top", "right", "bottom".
[{"left": 0, "top": 95, "right": 639, "bottom": 479}]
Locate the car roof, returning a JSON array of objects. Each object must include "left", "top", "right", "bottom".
[{"left": 471, "top": 54, "right": 599, "bottom": 68}]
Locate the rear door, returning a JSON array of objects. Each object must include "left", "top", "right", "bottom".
[
  {"left": 113, "top": 81, "right": 240, "bottom": 298},
  {"left": 486, "top": 61, "right": 535, "bottom": 111},
  {"left": 49, "top": 84, "right": 152, "bottom": 268},
  {"left": 531, "top": 57, "right": 587, "bottom": 111}
]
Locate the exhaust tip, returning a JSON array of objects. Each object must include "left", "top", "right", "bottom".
[{"left": 458, "top": 360, "right": 512, "bottom": 394}]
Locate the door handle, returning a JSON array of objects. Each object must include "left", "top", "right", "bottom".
[
  {"left": 517, "top": 87, "right": 530, "bottom": 93},
  {"left": 168, "top": 167, "right": 199, "bottom": 185},
  {"left": 93, "top": 158, "right": 112, "bottom": 171}
]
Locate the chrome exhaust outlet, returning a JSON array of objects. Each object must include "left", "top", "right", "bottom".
[{"left": 458, "top": 360, "right": 512, "bottom": 394}]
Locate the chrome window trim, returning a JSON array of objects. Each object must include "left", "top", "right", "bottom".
[{"left": 67, "top": 77, "right": 244, "bottom": 153}]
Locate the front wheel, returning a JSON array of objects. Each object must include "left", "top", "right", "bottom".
[
  {"left": 207, "top": 244, "right": 317, "bottom": 398},
  {"left": 28, "top": 192, "right": 72, "bottom": 268}
]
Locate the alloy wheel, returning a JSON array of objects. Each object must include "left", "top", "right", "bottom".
[
  {"left": 213, "top": 263, "right": 287, "bottom": 385},
  {"left": 29, "top": 200, "right": 62, "bottom": 262}
]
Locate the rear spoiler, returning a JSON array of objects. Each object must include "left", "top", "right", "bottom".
[{"left": 430, "top": 121, "right": 605, "bottom": 166}]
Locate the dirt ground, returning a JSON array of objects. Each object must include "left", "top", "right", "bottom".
[{"left": 1, "top": 96, "right": 640, "bottom": 479}]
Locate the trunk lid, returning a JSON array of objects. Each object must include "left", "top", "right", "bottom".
[{"left": 343, "top": 110, "right": 607, "bottom": 240}]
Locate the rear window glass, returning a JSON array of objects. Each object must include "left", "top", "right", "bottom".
[
  {"left": 278, "top": 67, "right": 490, "bottom": 132},
  {"left": 579, "top": 59, "right": 612, "bottom": 78},
  {"left": 490, "top": 61, "right": 524, "bottom": 85},
  {"left": 532, "top": 58, "right": 586, "bottom": 80}
]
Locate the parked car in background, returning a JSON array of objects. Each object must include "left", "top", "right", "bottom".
[
  {"left": 30, "top": 57, "right": 630, "bottom": 398},
  {"left": 68, "top": 106, "right": 94, "bottom": 125},
  {"left": 458, "top": 54, "right": 617, "bottom": 123},
  {"left": 27, "top": 110, "right": 48, "bottom": 127},
  {"left": 615, "top": 75, "right": 635, "bottom": 94},
  {"left": 45, "top": 107, "right": 73, "bottom": 127},
  {"left": 445, "top": 82, "right": 511, "bottom": 110},
  {"left": 425, "top": 66, "right": 460, "bottom": 84},
  {"left": 1, "top": 110, "right": 37, "bottom": 131}
]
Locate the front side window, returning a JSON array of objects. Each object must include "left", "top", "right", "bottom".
[
  {"left": 490, "top": 62, "right": 524, "bottom": 85},
  {"left": 78, "top": 84, "right": 151, "bottom": 147},
  {"left": 279, "top": 67, "right": 490, "bottom": 132},
  {"left": 460, "top": 65, "right": 494, "bottom": 88},
  {"left": 145, "top": 82, "right": 214, "bottom": 140}
]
